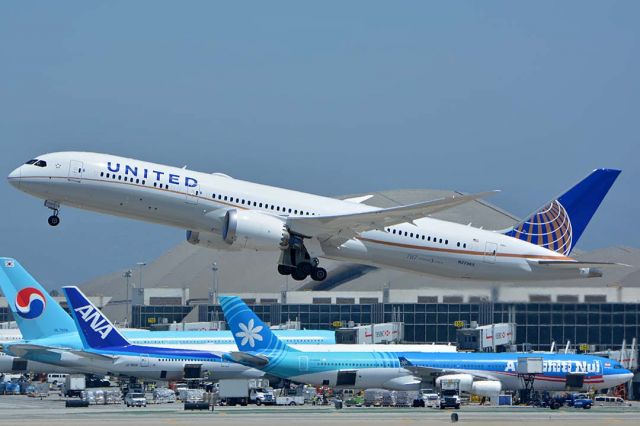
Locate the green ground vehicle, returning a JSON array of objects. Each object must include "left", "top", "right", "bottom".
[{"left": 345, "top": 394, "right": 364, "bottom": 407}]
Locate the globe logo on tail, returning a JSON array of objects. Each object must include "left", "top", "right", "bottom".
[
  {"left": 15, "top": 287, "right": 46, "bottom": 319},
  {"left": 508, "top": 200, "right": 573, "bottom": 255}
]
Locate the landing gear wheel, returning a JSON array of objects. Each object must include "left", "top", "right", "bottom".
[
  {"left": 291, "top": 269, "right": 307, "bottom": 281},
  {"left": 278, "top": 265, "right": 294, "bottom": 276},
  {"left": 47, "top": 215, "right": 60, "bottom": 226},
  {"left": 310, "top": 267, "right": 327, "bottom": 281},
  {"left": 297, "top": 262, "right": 313, "bottom": 275}
]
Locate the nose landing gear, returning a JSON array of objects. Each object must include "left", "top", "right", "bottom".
[{"left": 44, "top": 200, "right": 61, "bottom": 227}]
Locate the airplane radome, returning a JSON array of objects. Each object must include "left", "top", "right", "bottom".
[{"left": 8, "top": 152, "right": 622, "bottom": 282}]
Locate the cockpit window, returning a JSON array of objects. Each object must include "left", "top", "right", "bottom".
[
  {"left": 614, "top": 364, "right": 623, "bottom": 369},
  {"left": 25, "top": 159, "right": 47, "bottom": 167}
]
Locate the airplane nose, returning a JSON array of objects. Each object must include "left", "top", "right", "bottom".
[{"left": 7, "top": 166, "right": 21, "bottom": 187}]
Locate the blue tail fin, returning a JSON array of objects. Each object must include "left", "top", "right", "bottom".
[
  {"left": 62, "top": 286, "right": 130, "bottom": 349},
  {"left": 219, "top": 296, "right": 293, "bottom": 354},
  {"left": 504, "top": 169, "right": 620, "bottom": 255},
  {"left": 0, "top": 258, "right": 75, "bottom": 340}
]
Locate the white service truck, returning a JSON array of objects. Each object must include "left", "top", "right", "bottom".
[
  {"left": 218, "top": 379, "right": 250, "bottom": 406},
  {"left": 438, "top": 378, "right": 461, "bottom": 409},
  {"left": 62, "top": 374, "right": 86, "bottom": 398}
]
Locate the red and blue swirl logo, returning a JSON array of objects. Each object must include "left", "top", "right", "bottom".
[{"left": 15, "top": 287, "right": 46, "bottom": 319}]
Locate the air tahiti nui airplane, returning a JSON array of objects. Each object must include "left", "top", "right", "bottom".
[{"left": 8, "top": 152, "right": 622, "bottom": 282}]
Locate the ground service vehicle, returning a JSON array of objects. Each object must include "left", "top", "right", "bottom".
[
  {"left": 125, "top": 392, "right": 147, "bottom": 407},
  {"left": 567, "top": 393, "right": 593, "bottom": 409},
  {"left": 218, "top": 379, "right": 249, "bottom": 406},
  {"left": 62, "top": 374, "right": 85, "bottom": 398},
  {"left": 250, "top": 387, "right": 275, "bottom": 405},
  {"left": 594, "top": 395, "right": 626, "bottom": 406},
  {"left": 439, "top": 379, "right": 461, "bottom": 409}
]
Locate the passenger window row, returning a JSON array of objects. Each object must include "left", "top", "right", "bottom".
[
  {"left": 211, "top": 192, "right": 317, "bottom": 217},
  {"left": 384, "top": 227, "right": 467, "bottom": 249},
  {"left": 100, "top": 171, "right": 171, "bottom": 190}
]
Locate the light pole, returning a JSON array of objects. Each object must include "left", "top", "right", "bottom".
[
  {"left": 211, "top": 262, "right": 219, "bottom": 305},
  {"left": 136, "top": 262, "right": 146, "bottom": 289},
  {"left": 123, "top": 270, "right": 132, "bottom": 326}
]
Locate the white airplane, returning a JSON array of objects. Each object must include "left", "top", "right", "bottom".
[{"left": 8, "top": 152, "right": 621, "bottom": 281}]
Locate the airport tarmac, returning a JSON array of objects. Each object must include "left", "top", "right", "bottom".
[{"left": 1, "top": 395, "right": 638, "bottom": 426}]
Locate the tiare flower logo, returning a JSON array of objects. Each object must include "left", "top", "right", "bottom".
[{"left": 235, "top": 319, "right": 264, "bottom": 348}]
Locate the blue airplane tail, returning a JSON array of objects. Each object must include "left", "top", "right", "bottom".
[
  {"left": 219, "top": 296, "right": 293, "bottom": 354},
  {"left": 62, "top": 286, "right": 130, "bottom": 349},
  {"left": 503, "top": 169, "right": 620, "bottom": 255},
  {"left": 0, "top": 257, "right": 76, "bottom": 340}
]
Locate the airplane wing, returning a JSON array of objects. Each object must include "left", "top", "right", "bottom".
[
  {"left": 402, "top": 364, "right": 499, "bottom": 381},
  {"left": 227, "top": 351, "right": 269, "bottom": 368},
  {"left": 6, "top": 344, "right": 117, "bottom": 362},
  {"left": 399, "top": 357, "right": 499, "bottom": 381},
  {"left": 287, "top": 191, "right": 499, "bottom": 242}
]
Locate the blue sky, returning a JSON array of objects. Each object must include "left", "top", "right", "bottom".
[{"left": 1, "top": 1, "right": 638, "bottom": 288}]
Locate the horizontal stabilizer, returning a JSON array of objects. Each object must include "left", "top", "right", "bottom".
[
  {"left": 530, "top": 260, "right": 631, "bottom": 269},
  {"left": 68, "top": 350, "right": 117, "bottom": 361},
  {"left": 226, "top": 351, "right": 269, "bottom": 368},
  {"left": 4, "top": 343, "right": 63, "bottom": 358}
]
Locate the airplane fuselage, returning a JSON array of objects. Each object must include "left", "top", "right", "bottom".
[
  {"left": 8, "top": 152, "right": 596, "bottom": 281},
  {"left": 237, "top": 350, "right": 632, "bottom": 392}
]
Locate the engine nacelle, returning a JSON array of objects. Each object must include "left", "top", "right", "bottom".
[
  {"left": 471, "top": 380, "right": 502, "bottom": 397},
  {"left": 436, "top": 374, "right": 502, "bottom": 397},
  {"left": 436, "top": 374, "right": 474, "bottom": 393},
  {"left": 223, "top": 209, "right": 289, "bottom": 251},
  {"left": 186, "top": 230, "right": 238, "bottom": 251}
]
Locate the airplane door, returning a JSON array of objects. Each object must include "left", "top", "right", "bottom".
[
  {"left": 483, "top": 242, "right": 497, "bottom": 264},
  {"left": 185, "top": 183, "right": 200, "bottom": 205},
  {"left": 140, "top": 354, "right": 150, "bottom": 367},
  {"left": 298, "top": 356, "right": 309, "bottom": 372},
  {"left": 68, "top": 160, "right": 83, "bottom": 183}
]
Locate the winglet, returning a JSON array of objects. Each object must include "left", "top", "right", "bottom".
[
  {"left": 0, "top": 257, "right": 76, "bottom": 340},
  {"left": 219, "top": 296, "right": 295, "bottom": 354},
  {"left": 62, "top": 286, "right": 130, "bottom": 349}
]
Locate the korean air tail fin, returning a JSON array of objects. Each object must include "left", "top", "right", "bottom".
[
  {"left": 220, "top": 296, "right": 295, "bottom": 354},
  {"left": 0, "top": 257, "right": 75, "bottom": 340},
  {"left": 503, "top": 169, "right": 621, "bottom": 255},
  {"left": 62, "top": 286, "right": 130, "bottom": 349}
]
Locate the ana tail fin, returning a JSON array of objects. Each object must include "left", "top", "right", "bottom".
[
  {"left": 219, "top": 296, "right": 293, "bottom": 354},
  {"left": 504, "top": 169, "right": 620, "bottom": 255},
  {"left": 0, "top": 258, "right": 75, "bottom": 340},
  {"left": 62, "top": 286, "right": 130, "bottom": 349}
]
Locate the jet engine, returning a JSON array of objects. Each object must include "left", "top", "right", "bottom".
[
  {"left": 222, "top": 209, "right": 289, "bottom": 251},
  {"left": 436, "top": 374, "right": 502, "bottom": 397},
  {"left": 470, "top": 380, "right": 502, "bottom": 397},
  {"left": 186, "top": 230, "right": 238, "bottom": 250},
  {"left": 436, "top": 374, "right": 474, "bottom": 392}
]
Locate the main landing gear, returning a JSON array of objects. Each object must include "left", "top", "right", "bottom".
[
  {"left": 45, "top": 200, "right": 61, "bottom": 227},
  {"left": 277, "top": 235, "right": 327, "bottom": 282}
]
